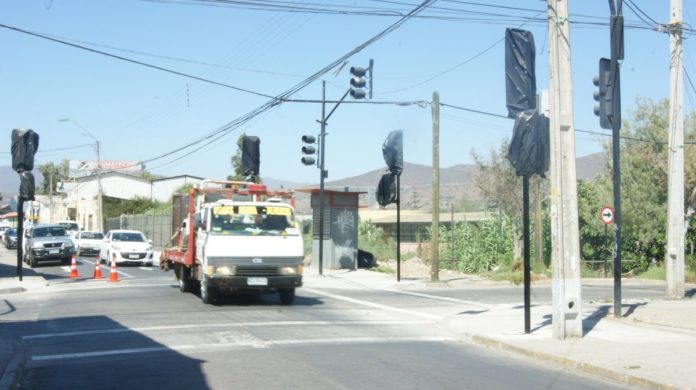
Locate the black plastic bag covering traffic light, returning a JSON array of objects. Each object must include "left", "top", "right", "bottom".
[
  {"left": 241, "top": 136, "right": 260, "bottom": 177},
  {"left": 11, "top": 129, "right": 39, "bottom": 173},
  {"left": 19, "top": 171, "right": 36, "bottom": 201},
  {"left": 382, "top": 130, "right": 403, "bottom": 174},
  {"left": 505, "top": 28, "right": 536, "bottom": 118},
  {"left": 376, "top": 172, "right": 397, "bottom": 207},
  {"left": 507, "top": 110, "right": 549, "bottom": 178}
]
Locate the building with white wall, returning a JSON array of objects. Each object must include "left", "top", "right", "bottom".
[{"left": 59, "top": 172, "right": 203, "bottom": 231}]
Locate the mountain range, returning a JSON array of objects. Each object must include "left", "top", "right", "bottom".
[{"left": 1, "top": 153, "right": 604, "bottom": 211}]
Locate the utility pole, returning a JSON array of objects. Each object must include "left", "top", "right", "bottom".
[
  {"left": 666, "top": 0, "right": 685, "bottom": 299},
  {"left": 431, "top": 92, "right": 440, "bottom": 282},
  {"left": 547, "top": 0, "right": 583, "bottom": 339},
  {"left": 96, "top": 140, "right": 104, "bottom": 232}
]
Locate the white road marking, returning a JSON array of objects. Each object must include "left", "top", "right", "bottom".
[
  {"left": 138, "top": 267, "right": 153, "bottom": 271},
  {"left": 25, "top": 282, "right": 174, "bottom": 294},
  {"left": 31, "top": 336, "right": 459, "bottom": 362},
  {"left": 81, "top": 258, "right": 135, "bottom": 278},
  {"left": 385, "top": 289, "right": 492, "bottom": 309},
  {"left": 23, "top": 320, "right": 435, "bottom": 340},
  {"left": 303, "top": 287, "right": 442, "bottom": 320}
]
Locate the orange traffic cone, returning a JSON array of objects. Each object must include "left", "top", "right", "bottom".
[
  {"left": 68, "top": 255, "right": 80, "bottom": 278},
  {"left": 108, "top": 259, "right": 119, "bottom": 282},
  {"left": 93, "top": 255, "right": 103, "bottom": 279}
]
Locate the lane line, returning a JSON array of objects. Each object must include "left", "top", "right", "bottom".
[
  {"left": 303, "top": 287, "right": 442, "bottom": 320},
  {"left": 81, "top": 258, "right": 136, "bottom": 278},
  {"left": 23, "top": 320, "right": 435, "bottom": 340},
  {"left": 31, "top": 336, "right": 459, "bottom": 362},
  {"left": 385, "top": 289, "right": 493, "bottom": 309},
  {"left": 25, "top": 282, "right": 174, "bottom": 294}
]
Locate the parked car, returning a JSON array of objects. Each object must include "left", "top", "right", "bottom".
[
  {"left": 0, "top": 225, "right": 10, "bottom": 242},
  {"left": 73, "top": 231, "right": 104, "bottom": 256},
  {"left": 3, "top": 228, "right": 18, "bottom": 249},
  {"left": 100, "top": 229, "right": 154, "bottom": 266},
  {"left": 24, "top": 224, "right": 76, "bottom": 267}
]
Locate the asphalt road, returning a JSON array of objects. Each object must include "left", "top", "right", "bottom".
[{"left": 0, "top": 254, "right": 639, "bottom": 389}]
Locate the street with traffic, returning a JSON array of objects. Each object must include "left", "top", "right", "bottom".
[{"left": 1, "top": 246, "right": 695, "bottom": 389}]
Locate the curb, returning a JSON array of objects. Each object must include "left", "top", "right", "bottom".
[
  {"left": 0, "top": 341, "right": 25, "bottom": 390},
  {"left": 468, "top": 334, "right": 676, "bottom": 390}
]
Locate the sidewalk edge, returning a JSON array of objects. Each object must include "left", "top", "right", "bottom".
[{"left": 468, "top": 334, "right": 677, "bottom": 390}]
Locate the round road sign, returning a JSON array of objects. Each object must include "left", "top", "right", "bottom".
[{"left": 600, "top": 206, "right": 614, "bottom": 225}]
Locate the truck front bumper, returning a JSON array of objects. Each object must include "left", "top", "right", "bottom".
[{"left": 205, "top": 275, "right": 302, "bottom": 291}]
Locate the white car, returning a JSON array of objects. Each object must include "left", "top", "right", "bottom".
[
  {"left": 100, "top": 229, "right": 154, "bottom": 266},
  {"left": 73, "top": 231, "right": 104, "bottom": 256}
]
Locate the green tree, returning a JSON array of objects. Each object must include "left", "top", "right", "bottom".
[
  {"left": 37, "top": 162, "right": 64, "bottom": 195},
  {"left": 590, "top": 97, "right": 696, "bottom": 271},
  {"left": 228, "top": 133, "right": 251, "bottom": 182},
  {"left": 471, "top": 140, "right": 546, "bottom": 265}
]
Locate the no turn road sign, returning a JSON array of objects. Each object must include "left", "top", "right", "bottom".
[{"left": 600, "top": 206, "right": 615, "bottom": 225}]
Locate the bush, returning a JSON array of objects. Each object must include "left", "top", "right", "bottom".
[
  {"left": 358, "top": 220, "right": 396, "bottom": 262},
  {"left": 437, "top": 213, "right": 514, "bottom": 274}
]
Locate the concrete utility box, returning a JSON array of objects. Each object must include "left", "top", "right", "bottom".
[{"left": 305, "top": 189, "right": 364, "bottom": 270}]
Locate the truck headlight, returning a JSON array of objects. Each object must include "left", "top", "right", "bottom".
[
  {"left": 279, "top": 266, "right": 297, "bottom": 275},
  {"left": 31, "top": 242, "right": 43, "bottom": 249},
  {"left": 209, "top": 266, "right": 235, "bottom": 276}
]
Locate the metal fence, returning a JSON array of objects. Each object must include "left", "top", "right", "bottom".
[{"left": 105, "top": 214, "right": 172, "bottom": 250}]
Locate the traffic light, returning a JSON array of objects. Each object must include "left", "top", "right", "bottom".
[
  {"left": 593, "top": 58, "right": 620, "bottom": 130},
  {"left": 349, "top": 59, "right": 373, "bottom": 99},
  {"left": 11, "top": 129, "right": 39, "bottom": 173},
  {"left": 19, "top": 171, "right": 35, "bottom": 201},
  {"left": 241, "top": 136, "right": 260, "bottom": 179},
  {"left": 301, "top": 135, "right": 317, "bottom": 166}
]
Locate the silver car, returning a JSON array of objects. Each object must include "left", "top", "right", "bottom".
[{"left": 24, "top": 224, "right": 76, "bottom": 267}]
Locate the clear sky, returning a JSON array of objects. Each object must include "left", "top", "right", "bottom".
[{"left": 1, "top": 0, "right": 692, "bottom": 185}]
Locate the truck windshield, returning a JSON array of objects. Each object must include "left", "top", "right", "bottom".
[{"left": 210, "top": 205, "right": 298, "bottom": 236}]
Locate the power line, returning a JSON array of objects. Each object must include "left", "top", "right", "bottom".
[
  {"left": 0, "top": 23, "right": 277, "bottom": 100},
  {"left": 108, "top": 0, "right": 439, "bottom": 172}
]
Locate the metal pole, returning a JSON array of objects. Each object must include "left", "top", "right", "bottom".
[
  {"left": 396, "top": 173, "right": 401, "bottom": 282},
  {"left": 16, "top": 199, "right": 24, "bottom": 281},
  {"left": 610, "top": 1, "right": 624, "bottom": 317},
  {"left": 318, "top": 81, "right": 327, "bottom": 276},
  {"left": 523, "top": 176, "right": 531, "bottom": 333},
  {"left": 604, "top": 224, "right": 609, "bottom": 278}
]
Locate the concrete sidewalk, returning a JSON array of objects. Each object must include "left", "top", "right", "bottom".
[
  {"left": 0, "top": 250, "right": 48, "bottom": 295},
  {"left": 306, "top": 266, "right": 696, "bottom": 390}
]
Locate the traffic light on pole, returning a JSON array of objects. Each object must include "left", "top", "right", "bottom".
[
  {"left": 593, "top": 58, "right": 620, "bottom": 130},
  {"left": 301, "top": 135, "right": 317, "bottom": 166},
  {"left": 349, "top": 59, "right": 373, "bottom": 100}
]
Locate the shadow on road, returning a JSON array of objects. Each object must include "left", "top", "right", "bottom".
[{"left": 5, "top": 315, "right": 210, "bottom": 389}]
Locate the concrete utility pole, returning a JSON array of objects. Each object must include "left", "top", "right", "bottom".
[
  {"left": 431, "top": 92, "right": 440, "bottom": 282},
  {"left": 547, "top": 0, "right": 583, "bottom": 339},
  {"left": 96, "top": 140, "right": 104, "bottom": 232},
  {"left": 666, "top": 0, "right": 685, "bottom": 299}
]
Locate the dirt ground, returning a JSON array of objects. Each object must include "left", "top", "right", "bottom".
[{"left": 379, "top": 257, "right": 488, "bottom": 282}]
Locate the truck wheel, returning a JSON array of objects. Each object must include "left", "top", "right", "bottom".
[
  {"left": 179, "top": 265, "right": 192, "bottom": 293},
  {"left": 200, "top": 278, "right": 215, "bottom": 304},
  {"left": 29, "top": 255, "right": 37, "bottom": 268},
  {"left": 278, "top": 288, "right": 295, "bottom": 305}
]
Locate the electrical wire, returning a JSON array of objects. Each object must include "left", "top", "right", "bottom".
[
  {"left": 84, "top": 0, "right": 438, "bottom": 175},
  {"left": 0, "top": 23, "right": 277, "bottom": 100}
]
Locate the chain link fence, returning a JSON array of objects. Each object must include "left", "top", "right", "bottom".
[{"left": 105, "top": 214, "right": 172, "bottom": 250}]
